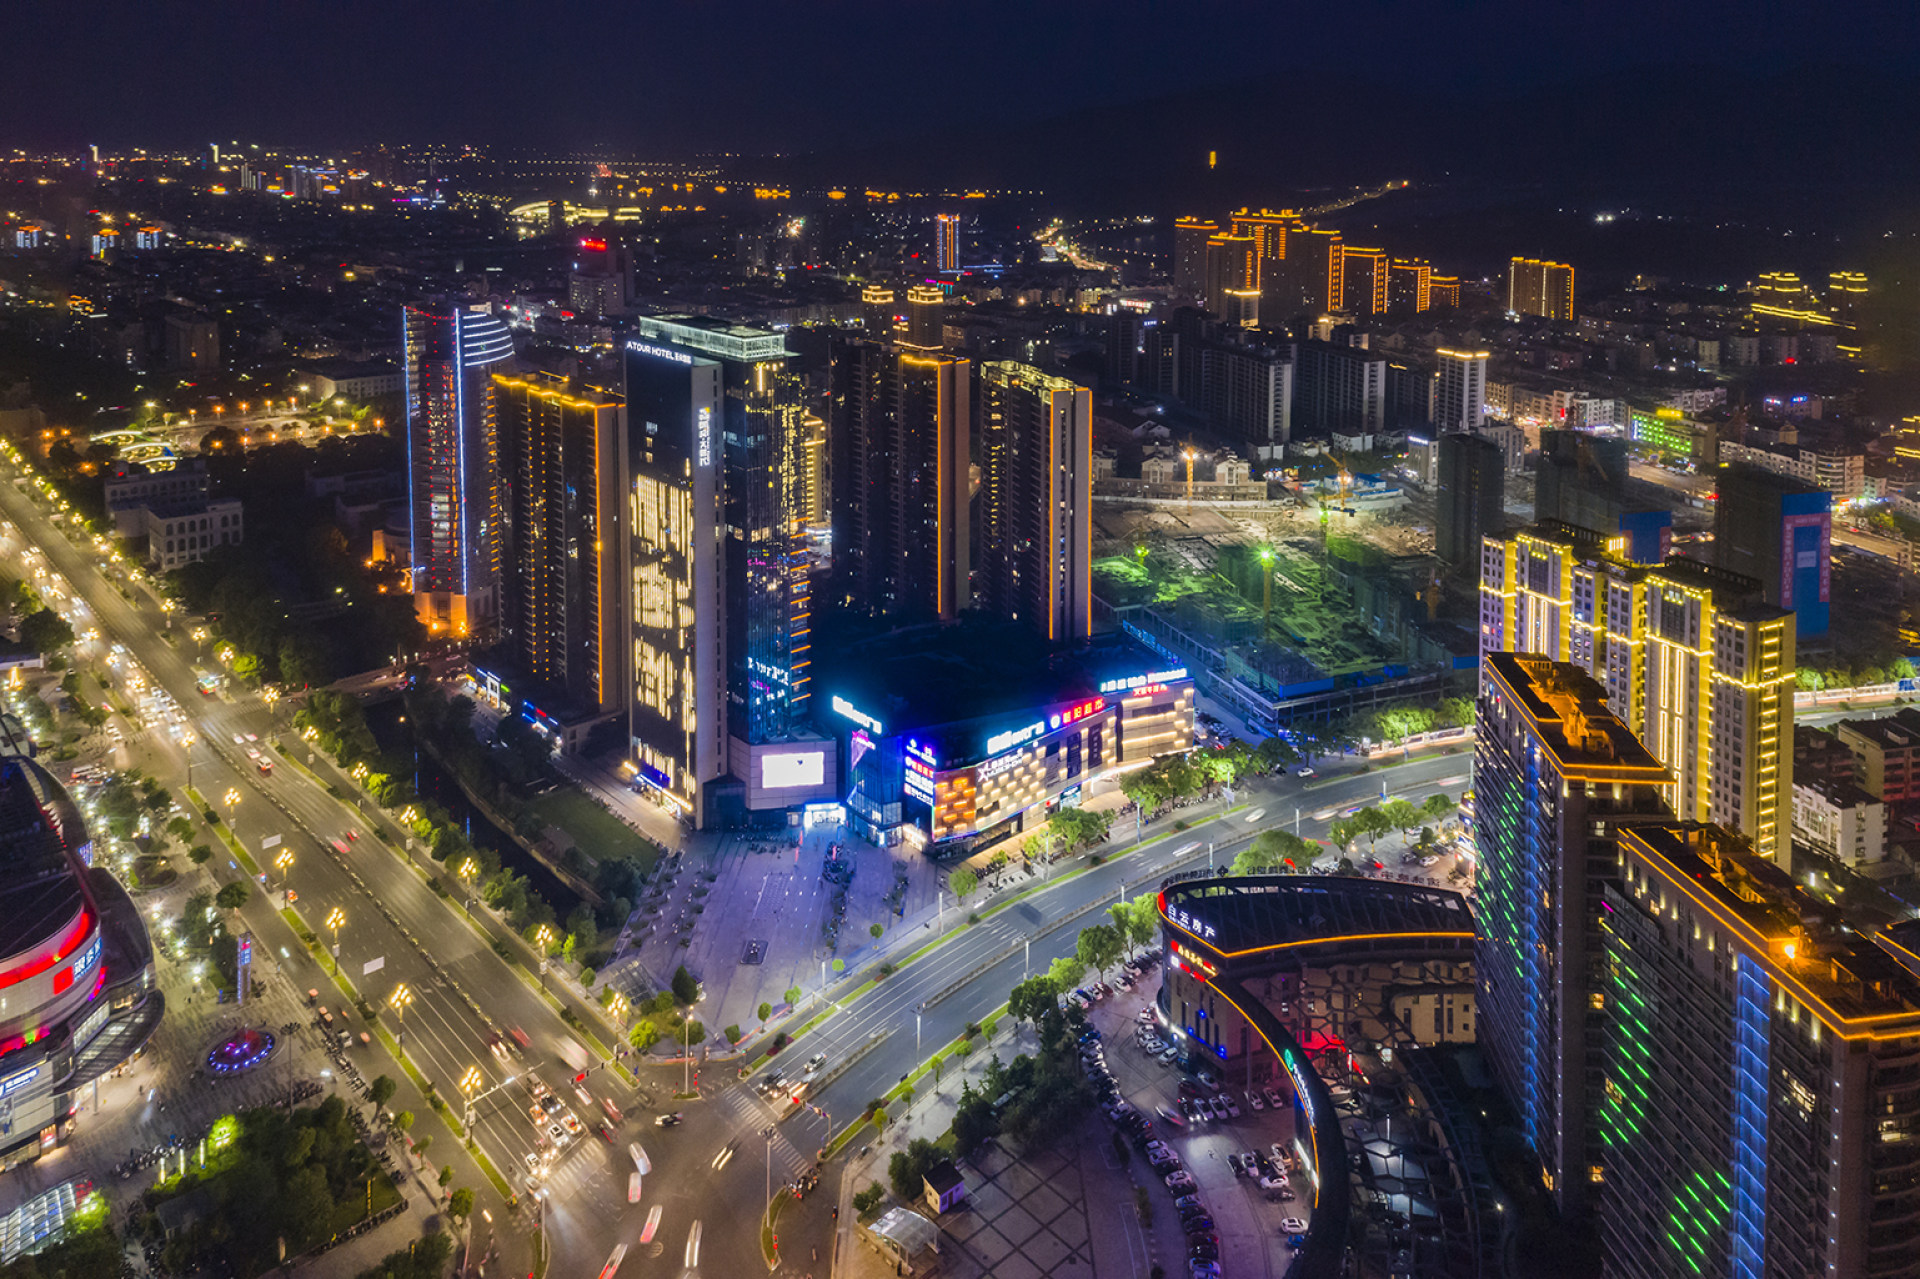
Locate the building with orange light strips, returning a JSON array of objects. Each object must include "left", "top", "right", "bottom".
[
  {"left": 934, "top": 214, "right": 959, "bottom": 272},
  {"left": 0, "top": 754, "right": 161, "bottom": 1171},
  {"left": 819, "top": 623, "right": 1191, "bottom": 854},
  {"left": 1508, "top": 257, "right": 1575, "bottom": 321},
  {"left": 1602, "top": 822, "right": 1920, "bottom": 1279},
  {"left": 830, "top": 339, "right": 970, "bottom": 623},
  {"left": 977, "top": 363, "right": 1092, "bottom": 644},
  {"left": 1478, "top": 535, "right": 1796, "bottom": 865},
  {"left": 1474, "top": 652, "right": 1671, "bottom": 1220},
  {"left": 493, "top": 371, "right": 624, "bottom": 718},
  {"left": 1340, "top": 246, "right": 1389, "bottom": 316}
]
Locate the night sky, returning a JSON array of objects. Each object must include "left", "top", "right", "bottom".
[{"left": 14, "top": 0, "right": 1920, "bottom": 154}]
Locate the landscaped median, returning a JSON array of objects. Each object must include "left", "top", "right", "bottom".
[{"left": 275, "top": 882, "right": 515, "bottom": 1200}]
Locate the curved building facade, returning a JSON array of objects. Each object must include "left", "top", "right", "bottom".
[
  {"left": 1155, "top": 873, "right": 1478, "bottom": 1277},
  {"left": 0, "top": 757, "right": 160, "bottom": 1170}
]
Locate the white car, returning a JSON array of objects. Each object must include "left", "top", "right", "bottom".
[
  {"left": 1281, "top": 1216, "right": 1308, "bottom": 1234},
  {"left": 1243, "top": 809, "right": 1265, "bottom": 824},
  {"left": 1248, "top": 1090, "right": 1265, "bottom": 1111}
]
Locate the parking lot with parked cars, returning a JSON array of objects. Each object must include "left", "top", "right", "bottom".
[{"left": 1072, "top": 950, "right": 1312, "bottom": 1276}]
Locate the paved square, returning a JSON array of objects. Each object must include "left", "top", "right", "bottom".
[{"left": 946, "top": 1139, "right": 1095, "bottom": 1276}]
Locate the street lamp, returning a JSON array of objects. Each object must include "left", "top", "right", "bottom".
[
  {"left": 389, "top": 983, "right": 414, "bottom": 1048},
  {"left": 534, "top": 926, "right": 554, "bottom": 993},
  {"left": 273, "top": 849, "right": 294, "bottom": 891},
  {"left": 261, "top": 685, "right": 280, "bottom": 727},
  {"left": 181, "top": 731, "right": 197, "bottom": 789},
  {"left": 460, "top": 1066, "right": 483, "bottom": 1130},
  {"left": 222, "top": 787, "right": 241, "bottom": 812},
  {"left": 1183, "top": 447, "right": 1197, "bottom": 512},
  {"left": 459, "top": 858, "right": 478, "bottom": 913},
  {"left": 325, "top": 907, "right": 345, "bottom": 973}
]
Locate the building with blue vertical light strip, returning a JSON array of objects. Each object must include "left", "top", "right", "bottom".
[
  {"left": 1473, "top": 652, "right": 1670, "bottom": 1219},
  {"left": 403, "top": 302, "right": 515, "bottom": 637},
  {"left": 1601, "top": 823, "right": 1920, "bottom": 1279},
  {"left": 1714, "top": 463, "right": 1830, "bottom": 640}
]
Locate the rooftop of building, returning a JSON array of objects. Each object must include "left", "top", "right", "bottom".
[
  {"left": 142, "top": 496, "right": 241, "bottom": 520},
  {"left": 1793, "top": 773, "right": 1883, "bottom": 809},
  {"left": 492, "top": 368, "right": 622, "bottom": 406},
  {"left": 1482, "top": 652, "right": 1669, "bottom": 782},
  {"left": 1716, "top": 460, "right": 1829, "bottom": 499},
  {"left": 0, "top": 758, "right": 90, "bottom": 961},
  {"left": 1621, "top": 823, "right": 1920, "bottom": 1025},
  {"left": 815, "top": 616, "right": 1186, "bottom": 747},
  {"left": 630, "top": 312, "right": 789, "bottom": 362},
  {"left": 1836, "top": 707, "right": 1920, "bottom": 752},
  {"left": 1158, "top": 872, "right": 1474, "bottom": 960}
]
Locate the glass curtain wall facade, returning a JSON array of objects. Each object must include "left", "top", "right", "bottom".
[
  {"left": 630, "top": 316, "right": 812, "bottom": 746},
  {"left": 621, "top": 342, "right": 726, "bottom": 822},
  {"left": 403, "top": 303, "right": 514, "bottom": 635}
]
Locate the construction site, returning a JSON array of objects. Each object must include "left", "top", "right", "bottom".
[{"left": 1088, "top": 448, "right": 1493, "bottom": 732}]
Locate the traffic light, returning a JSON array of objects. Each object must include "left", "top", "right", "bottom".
[{"left": 575, "top": 1071, "right": 588, "bottom": 1083}]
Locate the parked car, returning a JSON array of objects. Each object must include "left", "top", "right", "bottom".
[
  {"left": 1260, "top": 1175, "right": 1291, "bottom": 1195},
  {"left": 1173, "top": 1195, "right": 1204, "bottom": 1214},
  {"left": 1281, "top": 1217, "right": 1309, "bottom": 1234},
  {"left": 1223, "top": 1096, "right": 1242, "bottom": 1119},
  {"left": 1248, "top": 1089, "right": 1265, "bottom": 1111},
  {"left": 1265, "top": 1087, "right": 1287, "bottom": 1109},
  {"left": 1165, "top": 1171, "right": 1197, "bottom": 1193}
]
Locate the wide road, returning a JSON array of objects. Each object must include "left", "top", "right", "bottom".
[
  {"left": 713, "top": 754, "right": 1471, "bottom": 1268},
  {"left": 0, "top": 466, "right": 650, "bottom": 1279}
]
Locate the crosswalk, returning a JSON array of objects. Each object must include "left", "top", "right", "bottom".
[{"left": 717, "top": 1088, "right": 816, "bottom": 1183}]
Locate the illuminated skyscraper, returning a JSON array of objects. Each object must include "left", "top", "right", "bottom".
[
  {"left": 1340, "top": 245, "right": 1389, "bottom": 315},
  {"left": 831, "top": 340, "right": 970, "bottom": 623},
  {"left": 1433, "top": 347, "right": 1488, "bottom": 433},
  {"left": 904, "top": 285, "right": 945, "bottom": 351},
  {"left": 1474, "top": 652, "right": 1671, "bottom": 1218},
  {"left": 403, "top": 302, "right": 515, "bottom": 635},
  {"left": 1172, "top": 218, "right": 1218, "bottom": 301},
  {"left": 621, "top": 339, "right": 726, "bottom": 821},
  {"left": 1389, "top": 258, "right": 1431, "bottom": 312},
  {"left": 1601, "top": 823, "right": 1920, "bottom": 1278},
  {"left": 934, "top": 214, "right": 959, "bottom": 272},
  {"left": 861, "top": 285, "right": 896, "bottom": 336},
  {"left": 630, "top": 316, "right": 814, "bottom": 749},
  {"left": 1508, "top": 257, "right": 1576, "bottom": 320},
  {"left": 1203, "top": 233, "right": 1258, "bottom": 319},
  {"left": 1480, "top": 525, "right": 1797, "bottom": 865},
  {"left": 493, "top": 371, "right": 624, "bottom": 714},
  {"left": 1229, "top": 207, "right": 1292, "bottom": 265},
  {"left": 1428, "top": 275, "right": 1461, "bottom": 309},
  {"left": 977, "top": 363, "right": 1093, "bottom": 643}
]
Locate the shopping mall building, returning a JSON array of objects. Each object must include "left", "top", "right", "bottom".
[
  {"left": 817, "top": 620, "right": 1194, "bottom": 856},
  {"left": 1155, "top": 872, "right": 1478, "bottom": 1276},
  {"left": 0, "top": 755, "right": 161, "bottom": 1170}
]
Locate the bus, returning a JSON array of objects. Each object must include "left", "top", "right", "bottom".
[{"left": 194, "top": 669, "right": 222, "bottom": 697}]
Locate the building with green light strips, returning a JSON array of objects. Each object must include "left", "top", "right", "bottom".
[
  {"left": 1474, "top": 652, "right": 1671, "bottom": 1220},
  {"left": 1602, "top": 823, "right": 1920, "bottom": 1279}
]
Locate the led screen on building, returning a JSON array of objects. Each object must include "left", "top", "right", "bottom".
[{"left": 762, "top": 750, "right": 826, "bottom": 790}]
